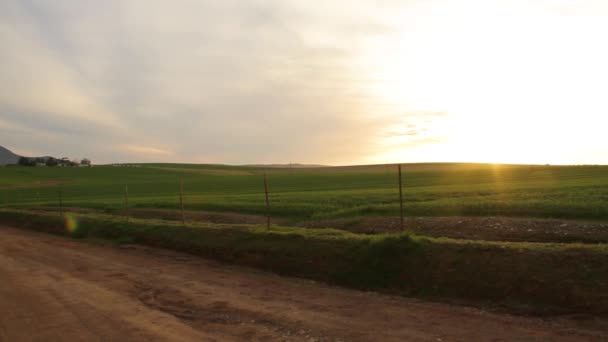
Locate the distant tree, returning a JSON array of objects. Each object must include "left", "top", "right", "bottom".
[
  {"left": 45, "top": 158, "right": 58, "bottom": 167},
  {"left": 18, "top": 157, "right": 35, "bottom": 166},
  {"left": 58, "top": 157, "right": 70, "bottom": 167}
]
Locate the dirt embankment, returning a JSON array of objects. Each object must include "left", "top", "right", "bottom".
[
  {"left": 1, "top": 226, "right": 606, "bottom": 341},
  {"left": 35, "top": 206, "right": 608, "bottom": 244},
  {"left": 122, "top": 208, "right": 279, "bottom": 225},
  {"left": 33, "top": 207, "right": 283, "bottom": 225},
  {"left": 300, "top": 216, "right": 608, "bottom": 244}
]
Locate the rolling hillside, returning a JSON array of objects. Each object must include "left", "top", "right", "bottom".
[{"left": 0, "top": 146, "right": 21, "bottom": 165}]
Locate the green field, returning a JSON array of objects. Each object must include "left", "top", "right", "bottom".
[
  {"left": 2, "top": 163, "right": 608, "bottom": 314},
  {"left": 1, "top": 162, "right": 608, "bottom": 221}
]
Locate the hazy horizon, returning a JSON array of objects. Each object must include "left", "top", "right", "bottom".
[
  {"left": 4, "top": 143, "right": 606, "bottom": 167},
  {"left": 2, "top": 1, "right": 608, "bottom": 165}
]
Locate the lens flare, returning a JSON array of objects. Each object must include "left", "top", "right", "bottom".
[{"left": 65, "top": 214, "right": 79, "bottom": 233}]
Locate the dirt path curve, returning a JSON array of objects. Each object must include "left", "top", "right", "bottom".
[{"left": 0, "top": 227, "right": 606, "bottom": 342}]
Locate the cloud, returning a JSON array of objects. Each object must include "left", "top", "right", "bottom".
[
  {"left": 1, "top": 0, "right": 411, "bottom": 164},
  {"left": 396, "top": 137, "right": 448, "bottom": 148},
  {"left": 122, "top": 145, "right": 173, "bottom": 157},
  {"left": 384, "top": 130, "right": 422, "bottom": 137},
  {"left": 4, "top": 1, "right": 604, "bottom": 165}
]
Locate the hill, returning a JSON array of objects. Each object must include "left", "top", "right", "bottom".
[
  {"left": 244, "top": 163, "right": 329, "bottom": 168},
  {"left": 0, "top": 146, "right": 21, "bottom": 165}
]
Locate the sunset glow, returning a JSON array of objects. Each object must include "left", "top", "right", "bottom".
[
  {"left": 1, "top": 0, "right": 607, "bottom": 165},
  {"left": 360, "top": 1, "right": 608, "bottom": 165}
]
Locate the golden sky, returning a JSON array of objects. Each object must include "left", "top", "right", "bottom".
[{"left": 1, "top": 0, "right": 607, "bottom": 164}]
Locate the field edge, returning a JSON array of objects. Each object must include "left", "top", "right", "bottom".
[{"left": 1, "top": 208, "right": 607, "bottom": 316}]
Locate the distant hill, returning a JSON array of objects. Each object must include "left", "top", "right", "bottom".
[
  {"left": 244, "top": 163, "right": 330, "bottom": 168},
  {"left": 0, "top": 146, "right": 21, "bottom": 165}
]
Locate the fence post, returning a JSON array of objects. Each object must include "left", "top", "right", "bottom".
[
  {"left": 124, "top": 184, "right": 130, "bottom": 222},
  {"left": 179, "top": 177, "right": 185, "bottom": 225},
  {"left": 398, "top": 164, "right": 404, "bottom": 232},
  {"left": 58, "top": 186, "right": 64, "bottom": 217},
  {"left": 263, "top": 172, "right": 270, "bottom": 229}
]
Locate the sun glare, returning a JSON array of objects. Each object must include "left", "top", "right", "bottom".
[{"left": 360, "top": 1, "right": 608, "bottom": 165}]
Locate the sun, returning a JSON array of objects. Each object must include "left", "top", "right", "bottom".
[{"left": 358, "top": 1, "right": 608, "bottom": 165}]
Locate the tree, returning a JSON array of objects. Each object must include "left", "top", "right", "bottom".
[
  {"left": 18, "top": 157, "right": 35, "bottom": 166},
  {"left": 46, "top": 158, "right": 58, "bottom": 167}
]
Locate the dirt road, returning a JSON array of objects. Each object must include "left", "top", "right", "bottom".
[{"left": 0, "top": 226, "right": 606, "bottom": 341}]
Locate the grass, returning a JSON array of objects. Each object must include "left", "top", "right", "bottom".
[
  {"left": 2, "top": 162, "right": 607, "bottom": 314},
  {"left": 1, "top": 162, "right": 608, "bottom": 221},
  {"left": 1, "top": 208, "right": 607, "bottom": 314}
]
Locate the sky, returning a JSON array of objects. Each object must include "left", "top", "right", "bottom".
[{"left": 1, "top": 0, "right": 608, "bottom": 165}]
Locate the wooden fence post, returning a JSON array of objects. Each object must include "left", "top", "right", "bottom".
[
  {"left": 398, "top": 164, "right": 404, "bottom": 232},
  {"left": 179, "top": 177, "right": 185, "bottom": 225},
  {"left": 124, "top": 184, "right": 130, "bottom": 222},
  {"left": 58, "top": 186, "right": 64, "bottom": 217},
  {"left": 263, "top": 172, "right": 270, "bottom": 229}
]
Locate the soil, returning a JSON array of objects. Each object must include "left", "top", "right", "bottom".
[
  {"left": 34, "top": 207, "right": 284, "bottom": 225},
  {"left": 299, "top": 216, "right": 608, "bottom": 243},
  {"left": 28, "top": 207, "right": 608, "bottom": 243},
  {"left": 121, "top": 208, "right": 283, "bottom": 225},
  {"left": 1, "top": 226, "right": 607, "bottom": 341},
  {"left": 32, "top": 206, "right": 99, "bottom": 214}
]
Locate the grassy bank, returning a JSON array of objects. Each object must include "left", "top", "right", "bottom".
[{"left": 1, "top": 208, "right": 607, "bottom": 315}]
